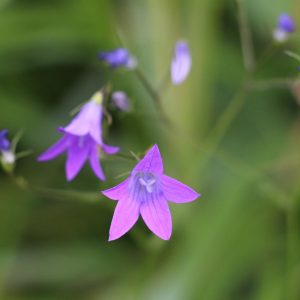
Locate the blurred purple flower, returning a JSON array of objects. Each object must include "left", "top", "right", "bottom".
[
  {"left": 98, "top": 48, "right": 137, "bottom": 69},
  {"left": 38, "top": 92, "right": 119, "bottom": 181},
  {"left": 102, "top": 144, "right": 200, "bottom": 241},
  {"left": 171, "top": 41, "right": 191, "bottom": 85},
  {"left": 111, "top": 91, "right": 130, "bottom": 111},
  {"left": 0, "top": 129, "right": 10, "bottom": 151},
  {"left": 273, "top": 13, "right": 295, "bottom": 42}
]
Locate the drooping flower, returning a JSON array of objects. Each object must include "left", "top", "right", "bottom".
[
  {"left": 111, "top": 91, "right": 130, "bottom": 111},
  {"left": 171, "top": 41, "right": 192, "bottom": 85},
  {"left": 0, "top": 129, "right": 10, "bottom": 151},
  {"left": 102, "top": 145, "right": 200, "bottom": 241},
  {"left": 98, "top": 48, "right": 137, "bottom": 69},
  {"left": 38, "top": 91, "right": 119, "bottom": 181},
  {"left": 273, "top": 13, "right": 295, "bottom": 42}
]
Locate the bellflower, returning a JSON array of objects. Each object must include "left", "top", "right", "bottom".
[
  {"left": 111, "top": 91, "right": 130, "bottom": 111},
  {"left": 102, "top": 145, "right": 200, "bottom": 241},
  {"left": 273, "top": 13, "right": 295, "bottom": 42},
  {"left": 171, "top": 41, "right": 192, "bottom": 85},
  {"left": 98, "top": 48, "right": 137, "bottom": 69},
  {"left": 38, "top": 92, "right": 119, "bottom": 181}
]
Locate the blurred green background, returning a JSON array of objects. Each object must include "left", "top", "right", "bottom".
[{"left": 1, "top": 0, "right": 300, "bottom": 299}]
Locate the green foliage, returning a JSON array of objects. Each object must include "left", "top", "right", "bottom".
[{"left": 1, "top": 0, "right": 300, "bottom": 299}]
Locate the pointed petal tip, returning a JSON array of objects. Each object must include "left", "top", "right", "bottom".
[
  {"left": 158, "top": 232, "right": 171, "bottom": 241},
  {"left": 36, "top": 155, "right": 46, "bottom": 162},
  {"left": 108, "top": 236, "right": 115, "bottom": 242},
  {"left": 97, "top": 175, "right": 106, "bottom": 181},
  {"left": 101, "top": 190, "right": 109, "bottom": 197},
  {"left": 66, "top": 169, "right": 77, "bottom": 181}
]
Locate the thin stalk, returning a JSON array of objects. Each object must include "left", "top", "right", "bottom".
[
  {"left": 134, "top": 68, "right": 173, "bottom": 128},
  {"left": 206, "top": 86, "right": 246, "bottom": 154},
  {"left": 9, "top": 174, "right": 100, "bottom": 203},
  {"left": 236, "top": 0, "right": 255, "bottom": 73},
  {"left": 286, "top": 204, "right": 299, "bottom": 300}
]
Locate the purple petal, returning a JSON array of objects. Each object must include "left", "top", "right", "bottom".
[
  {"left": 102, "top": 179, "right": 130, "bottom": 201},
  {"left": 162, "top": 175, "right": 200, "bottom": 203},
  {"left": 89, "top": 145, "right": 105, "bottom": 181},
  {"left": 102, "top": 144, "right": 120, "bottom": 155},
  {"left": 37, "top": 134, "right": 69, "bottom": 161},
  {"left": 171, "top": 41, "right": 191, "bottom": 85},
  {"left": 109, "top": 196, "right": 140, "bottom": 241},
  {"left": 65, "top": 136, "right": 91, "bottom": 181},
  {"left": 132, "top": 144, "right": 163, "bottom": 174},
  {"left": 63, "top": 101, "right": 103, "bottom": 144},
  {"left": 140, "top": 196, "right": 172, "bottom": 240}
]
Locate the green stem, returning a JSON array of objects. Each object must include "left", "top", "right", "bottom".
[
  {"left": 236, "top": 0, "right": 255, "bottom": 73},
  {"left": 246, "top": 78, "right": 295, "bottom": 91},
  {"left": 134, "top": 68, "right": 173, "bottom": 128},
  {"left": 9, "top": 174, "right": 100, "bottom": 203},
  {"left": 206, "top": 86, "right": 246, "bottom": 154},
  {"left": 286, "top": 204, "right": 299, "bottom": 300}
]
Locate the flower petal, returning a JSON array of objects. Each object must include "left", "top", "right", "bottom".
[
  {"left": 63, "top": 101, "right": 103, "bottom": 144},
  {"left": 102, "top": 143, "right": 120, "bottom": 155},
  {"left": 37, "top": 134, "right": 69, "bottom": 161},
  {"left": 102, "top": 178, "right": 130, "bottom": 201},
  {"left": 162, "top": 175, "right": 200, "bottom": 203},
  {"left": 140, "top": 196, "right": 172, "bottom": 240},
  {"left": 133, "top": 144, "right": 163, "bottom": 174},
  {"left": 171, "top": 41, "right": 191, "bottom": 85},
  {"left": 89, "top": 145, "right": 105, "bottom": 181},
  {"left": 109, "top": 196, "right": 140, "bottom": 241},
  {"left": 65, "top": 136, "right": 91, "bottom": 181}
]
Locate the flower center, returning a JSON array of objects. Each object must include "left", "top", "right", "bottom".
[
  {"left": 130, "top": 172, "right": 159, "bottom": 203},
  {"left": 138, "top": 174, "right": 156, "bottom": 193}
]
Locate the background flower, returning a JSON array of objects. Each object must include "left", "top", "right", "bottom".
[
  {"left": 171, "top": 41, "right": 191, "bottom": 85},
  {"left": 38, "top": 95, "right": 119, "bottom": 181},
  {"left": 0, "top": 129, "right": 10, "bottom": 151},
  {"left": 98, "top": 48, "right": 137, "bottom": 69},
  {"left": 273, "top": 13, "right": 295, "bottom": 42}
]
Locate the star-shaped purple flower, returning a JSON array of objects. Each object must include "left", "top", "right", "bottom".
[
  {"left": 38, "top": 92, "right": 119, "bottom": 181},
  {"left": 0, "top": 129, "right": 10, "bottom": 151},
  {"left": 102, "top": 145, "right": 200, "bottom": 241},
  {"left": 171, "top": 41, "right": 192, "bottom": 85},
  {"left": 98, "top": 48, "right": 137, "bottom": 69}
]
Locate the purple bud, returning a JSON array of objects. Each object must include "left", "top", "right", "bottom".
[
  {"left": 273, "top": 13, "right": 295, "bottom": 42},
  {"left": 111, "top": 91, "right": 130, "bottom": 111},
  {"left": 98, "top": 48, "right": 137, "bottom": 69},
  {"left": 278, "top": 13, "right": 295, "bottom": 33},
  {"left": 0, "top": 129, "right": 10, "bottom": 151},
  {"left": 171, "top": 41, "right": 192, "bottom": 85}
]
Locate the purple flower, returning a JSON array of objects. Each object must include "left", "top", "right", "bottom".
[
  {"left": 102, "top": 145, "right": 200, "bottom": 241},
  {"left": 38, "top": 92, "right": 119, "bottom": 181},
  {"left": 0, "top": 129, "right": 10, "bottom": 151},
  {"left": 111, "top": 91, "right": 130, "bottom": 111},
  {"left": 273, "top": 13, "right": 295, "bottom": 42},
  {"left": 171, "top": 41, "right": 192, "bottom": 85},
  {"left": 98, "top": 48, "right": 137, "bottom": 69}
]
